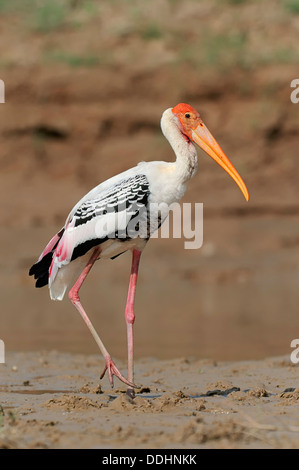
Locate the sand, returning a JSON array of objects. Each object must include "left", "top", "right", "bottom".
[{"left": 0, "top": 351, "right": 299, "bottom": 449}]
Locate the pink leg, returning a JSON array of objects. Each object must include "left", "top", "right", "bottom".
[
  {"left": 125, "top": 249, "right": 142, "bottom": 398},
  {"left": 68, "top": 247, "right": 135, "bottom": 389}
]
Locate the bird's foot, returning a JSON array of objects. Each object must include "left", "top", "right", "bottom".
[
  {"left": 100, "top": 356, "right": 137, "bottom": 389},
  {"left": 126, "top": 388, "right": 136, "bottom": 399}
]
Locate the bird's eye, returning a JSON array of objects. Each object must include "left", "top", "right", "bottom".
[{"left": 185, "top": 113, "right": 191, "bottom": 119}]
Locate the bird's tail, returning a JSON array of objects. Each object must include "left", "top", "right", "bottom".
[
  {"left": 49, "top": 254, "right": 90, "bottom": 301},
  {"left": 29, "top": 228, "right": 64, "bottom": 290}
]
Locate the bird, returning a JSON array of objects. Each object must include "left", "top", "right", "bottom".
[{"left": 29, "top": 103, "right": 249, "bottom": 397}]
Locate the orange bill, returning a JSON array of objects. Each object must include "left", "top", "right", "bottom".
[{"left": 191, "top": 121, "right": 249, "bottom": 202}]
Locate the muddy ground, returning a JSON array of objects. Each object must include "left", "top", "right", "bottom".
[
  {"left": 0, "top": 0, "right": 299, "bottom": 449},
  {"left": 1, "top": 351, "right": 299, "bottom": 449}
]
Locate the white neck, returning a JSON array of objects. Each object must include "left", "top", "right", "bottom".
[{"left": 160, "top": 108, "right": 198, "bottom": 183}]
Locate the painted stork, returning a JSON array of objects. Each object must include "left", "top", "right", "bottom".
[{"left": 29, "top": 103, "right": 249, "bottom": 397}]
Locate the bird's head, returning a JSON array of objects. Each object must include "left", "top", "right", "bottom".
[{"left": 172, "top": 103, "right": 249, "bottom": 201}]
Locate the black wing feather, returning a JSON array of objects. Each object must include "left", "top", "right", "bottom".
[{"left": 70, "top": 174, "right": 151, "bottom": 262}]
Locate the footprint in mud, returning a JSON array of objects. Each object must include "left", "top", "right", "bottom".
[
  {"left": 106, "top": 390, "right": 194, "bottom": 413},
  {"left": 107, "top": 394, "right": 152, "bottom": 412}
]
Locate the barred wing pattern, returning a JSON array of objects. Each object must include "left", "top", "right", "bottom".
[
  {"left": 65, "top": 173, "right": 152, "bottom": 263},
  {"left": 72, "top": 174, "right": 149, "bottom": 226},
  {"left": 30, "top": 173, "right": 154, "bottom": 292}
]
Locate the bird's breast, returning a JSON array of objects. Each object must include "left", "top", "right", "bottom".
[{"left": 145, "top": 163, "right": 188, "bottom": 207}]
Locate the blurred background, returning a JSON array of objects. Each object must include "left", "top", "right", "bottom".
[{"left": 0, "top": 0, "right": 299, "bottom": 361}]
